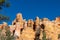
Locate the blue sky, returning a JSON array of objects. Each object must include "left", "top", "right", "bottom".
[{"left": 0, "top": 0, "right": 60, "bottom": 25}]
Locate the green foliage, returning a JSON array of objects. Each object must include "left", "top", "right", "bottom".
[
  {"left": 0, "top": 0, "right": 5, "bottom": 3},
  {"left": 0, "top": 28, "right": 15, "bottom": 40},
  {"left": 0, "top": 0, "right": 5, "bottom": 5},
  {"left": 0, "top": 29, "right": 6, "bottom": 40},
  {"left": 6, "top": 3, "right": 10, "bottom": 7},
  {"left": 6, "top": 30, "right": 11, "bottom": 36},
  {"left": 6, "top": 30, "right": 15, "bottom": 40},
  {"left": 0, "top": 0, "right": 10, "bottom": 10},
  {"left": 42, "top": 31, "right": 46, "bottom": 40},
  {"left": 0, "top": 14, "right": 9, "bottom": 21},
  {"left": 58, "top": 34, "right": 60, "bottom": 39}
]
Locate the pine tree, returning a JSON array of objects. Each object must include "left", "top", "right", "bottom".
[
  {"left": 42, "top": 31, "right": 46, "bottom": 40},
  {"left": 34, "top": 26, "right": 41, "bottom": 40},
  {"left": 6, "top": 28, "right": 15, "bottom": 40},
  {"left": 0, "top": 29, "right": 6, "bottom": 40},
  {"left": 0, "top": 26, "right": 15, "bottom": 40},
  {"left": 0, "top": 0, "right": 10, "bottom": 10}
]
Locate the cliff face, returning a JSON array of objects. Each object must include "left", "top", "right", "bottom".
[{"left": 0, "top": 13, "right": 60, "bottom": 40}]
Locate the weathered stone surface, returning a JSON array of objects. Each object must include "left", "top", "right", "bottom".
[
  {"left": 0, "top": 13, "right": 60, "bottom": 40},
  {"left": 14, "top": 22, "right": 21, "bottom": 38},
  {"left": 35, "top": 16, "right": 40, "bottom": 26},
  {"left": 55, "top": 17, "right": 60, "bottom": 22},
  {"left": 27, "top": 19, "right": 34, "bottom": 28},
  {"left": 9, "top": 25, "right": 16, "bottom": 35},
  {"left": 0, "top": 24, "right": 2, "bottom": 29},
  {"left": 21, "top": 27, "right": 35, "bottom": 40}
]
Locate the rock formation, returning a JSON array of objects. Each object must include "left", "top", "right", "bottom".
[{"left": 0, "top": 13, "right": 60, "bottom": 40}]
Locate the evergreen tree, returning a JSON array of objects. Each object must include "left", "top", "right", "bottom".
[
  {"left": 0, "top": 14, "right": 9, "bottom": 20},
  {"left": 6, "top": 29, "right": 15, "bottom": 40},
  {"left": 42, "top": 31, "right": 46, "bottom": 40},
  {"left": 0, "top": 0, "right": 10, "bottom": 10},
  {"left": 34, "top": 26, "right": 41, "bottom": 40},
  {"left": 0, "top": 26, "right": 15, "bottom": 40}
]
